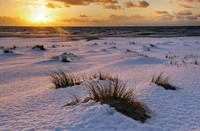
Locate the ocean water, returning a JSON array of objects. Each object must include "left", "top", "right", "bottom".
[{"left": 0, "top": 26, "right": 200, "bottom": 38}]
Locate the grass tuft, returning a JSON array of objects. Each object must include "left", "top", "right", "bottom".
[
  {"left": 151, "top": 73, "right": 176, "bottom": 90},
  {"left": 91, "top": 72, "right": 117, "bottom": 81},
  {"left": 3, "top": 49, "right": 13, "bottom": 53},
  {"left": 86, "top": 78, "right": 150, "bottom": 123},
  {"left": 32, "top": 45, "right": 46, "bottom": 51},
  {"left": 85, "top": 36, "right": 100, "bottom": 41},
  {"left": 194, "top": 60, "right": 198, "bottom": 65},
  {"left": 50, "top": 70, "right": 82, "bottom": 89},
  {"left": 61, "top": 58, "right": 70, "bottom": 62}
]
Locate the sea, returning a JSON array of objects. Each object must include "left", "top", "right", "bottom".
[{"left": 0, "top": 26, "right": 200, "bottom": 39}]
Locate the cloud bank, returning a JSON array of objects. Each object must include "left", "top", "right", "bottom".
[
  {"left": 124, "top": 0, "right": 149, "bottom": 8},
  {"left": 46, "top": 3, "right": 62, "bottom": 9}
]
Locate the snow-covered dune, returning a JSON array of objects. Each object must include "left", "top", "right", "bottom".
[{"left": 0, "top": 37, "right": 200, "bottom": 131}]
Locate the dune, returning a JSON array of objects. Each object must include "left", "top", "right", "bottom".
[{"left": 0, "top": 36, "right": 200, "bottom": 131}]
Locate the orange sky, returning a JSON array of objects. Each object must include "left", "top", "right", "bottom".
[{"left": 0, "top": 0, "right": 199, "bottom": 26}]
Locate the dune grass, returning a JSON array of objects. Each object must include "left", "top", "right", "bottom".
[
  {"left": 3, "top": 49, "right": 13, "bottom": 53},
  {"left": 50, "top": 70, "right": 82, "bottom": 89},
  {"left": 91, "top": 72, "right": 117, "bottom": 81},
  {"left": 194, "top": 60, "right": 198, "bottom": 65},
  {"left": 51, "top": 56, "right": 60, "bottom": 61},
  {"left": 32, "top": 45, "right": 46, "bottom": 51},
  {"left": 151, "top": 73, "right": 176, "bottom": 90},
  {"left": 87, "top": 77, "right": 150, "bottom": 123},
  {"left": 61, "top": 58, "right": 70, "bottom": 62},
  {"left": 85, "top": 36, "right": 100, "bottom": 41}
]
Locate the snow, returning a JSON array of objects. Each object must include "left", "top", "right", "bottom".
[{"left": 0, "top": 37, "right": 200, "bottom": 131}]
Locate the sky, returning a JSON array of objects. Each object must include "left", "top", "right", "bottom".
[{"left": 0, "top": 0, "right": 200, "bottom": 26}]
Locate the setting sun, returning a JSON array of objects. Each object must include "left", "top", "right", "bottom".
[
  {"left": 0, "top": 0, "right": 199, "bottom": 26},
  {"left": 33, "top": 13, "right": 48, "bottom": 23},
  {"left": 28, "top": 6, "right": 54, "bottom": 25}
]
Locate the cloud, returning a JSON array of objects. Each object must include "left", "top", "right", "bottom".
[
  {"left": 138, "top": 1, "right": 149, "bottom": 8},
  {"left": 178, "top": 4, "right": 193, "bottom": 8},
  {"left": 124, "top": 1, "right": 136, "bottom": 8},
  {"left": 156, "top": 11, "right": 169, "bottom": 14},
  {"left": 62, "top": 18, "right": 107, "bottom": 25},
  {"left": 52, "top": 0, "right": 150, "bottom": 9},
  {"left": 103, "top": 4, "right": 121, "bottom": 10},
  {"left": 80, "top": 14, "right": 88, "bottom": 18},
  {"left": 53, "top": 0, "right": 121, "bottom": 10},
  {"left": 175, "top": 10, "right": 199, "bottom": 21},
  {"left": 160, "top": 14, "right": 174, "bottom": 21},
  {"left": 124, "top": 0, "right": 149, "bottom": 8},
  {"left": 109, "top": 14, "right": 144, "bottom": 21},
  {"left": 53, "top": 0, "right": 118, "bottom": 6},
  {"left": 182, "top": 0, "right": 194, "bottom": 2},
  {"left": 176, "top": 15, "right": 198, "bottom": 21},
  {"left": 186, "top": 15, "right": 198, "bottom": 20},
  {"left": 46, "top": 3, "right": 62, "bottom": 9},
  {"left": 176, "top": 10, "right": 193, "bottom": 15},
  {"left": 62, "top": 13, "right": 200, "bottom": 26},
  {"left": 155, "top": 11, "right": 174, "bottom": 21},
  {"left": 0, "top": 16, "right": 28, "bottom": 26},
  {"left": 177, "top": 0, "right": 200, "bottom": 2},
  {"left": 8, "top": 0, "right": 45, "bottom": 5},
  {"left": 62, "top": 14, "right": 145, "bottom": 26}
]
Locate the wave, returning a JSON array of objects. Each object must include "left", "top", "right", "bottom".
[{"left": 0, "top": 26, "right": 199, "bottom": 38}]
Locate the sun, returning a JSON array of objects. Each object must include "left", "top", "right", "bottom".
[
  {"left": 34, "top": 13, "right": 47, "bottom": 22},
  {"left": 29, "top": 7, "right": 54, "bottom": 25},
  {"left": 32, "top": 12, "right": 51, "bottom": 23}
]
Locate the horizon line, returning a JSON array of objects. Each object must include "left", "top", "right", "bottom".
[{"left": 0, "top": 25, "right": 200, "bottom": 28}]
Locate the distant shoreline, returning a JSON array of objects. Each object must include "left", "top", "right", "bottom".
[
  {"left": 0, "top": 26, "right": 200, "bottom": 39},
  {"left": 0, "top": 35, "right": 200, "bottom": 39},
  {"left": 0, "top": 25, "right": 200, "bottom": 27}
]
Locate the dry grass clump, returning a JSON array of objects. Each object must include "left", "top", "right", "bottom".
[
  {"left": 126, "top": 49, "right": 133, "bottom": 52},
  {"left": 61, "top": 58, "right": 70, "bottom": 62},
  {"left": 91, "top": 72, "right": 117, "bottom": 81},
  {"left": 151, "top": 73, "right": 176, "bottom": 90},
  {"left": 61, "top": 52, "right": 78, "bottom": 62},
  {"left": 3, "top": 49, "right": 13, "bottom": 53},
  {"left": 87, "top": 78, "right": 150, "bottom": 123},
  {"left": 32, "top": 45, "right": 46, "bottom": 51},
  {"left": 194, "top": 60, "right": 198, "bottom": 65},
  {"left": 51, "top": 56, "right": 70, "bottom": 62},
  {"left": 10, "top": 45, "right": 17, "bottom": 50},
  {"left": 51, "top": 56, "right": 60, "bottom": 60},
  {"left": 129, "top": 42, "right": 136, "bottom": 44},
  {"left": 150, "top": 44, "right": 155, "bottom": 47},
  {"left": 50, "top": 52, "right": 78, "bottom": 63},
  {"left": 85, "top": 36, "right": 100, "bottom": 41},
  {"left": 62, "top": 52, "right": 76, "bottom": 56},
  {"left": 50, "top": 70, "right": 82, "bottom": 89}
]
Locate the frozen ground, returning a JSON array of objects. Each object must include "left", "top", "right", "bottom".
[{"left": 0, "top": 37, "right": 200, "bottom": 131}]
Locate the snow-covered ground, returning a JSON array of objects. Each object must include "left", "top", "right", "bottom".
[{"left": 0, "top": 37, "right": 200, "bottom": 131}]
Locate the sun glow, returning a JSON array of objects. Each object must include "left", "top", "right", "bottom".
[
  {"left": 32, "top": 12, "right": 52, "bottom": 24},
  {"left": 34, "top": 13, "right": 48, "bottom": 23},
  {"left": 29, "top": 7, "right": 54, "bottom": 25}
]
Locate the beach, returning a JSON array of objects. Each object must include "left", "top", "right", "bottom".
[{"left": 0, "top": 36, "right": 200, "bottom": 130}]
